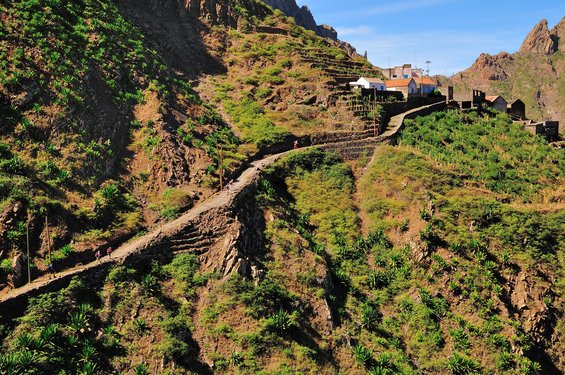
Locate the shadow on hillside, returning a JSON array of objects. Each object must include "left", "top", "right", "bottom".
[{"left": 116, "top": 0, "right": 226, "bottom": 79}]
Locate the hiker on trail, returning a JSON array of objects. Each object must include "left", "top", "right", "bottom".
[
  {"left": 293, "top": 140, "right": 298, "bottom": 149},
  {"left": 106, "top": 247, "right": 112, "bottom": 258},
  {"left": 226, "top": 179, "right": 233, "bottom": 193},
  {"left": 95, "top": 250, "right": 101, "bottom": 263},
  {"left": 48, "top": 263, "right": 55, "bottom": 279}
]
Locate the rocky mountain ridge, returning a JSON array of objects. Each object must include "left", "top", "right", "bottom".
[
  {"left": 261, "top": 0, "right": 338, "bottom": 40},
  {"left": 448, "top": 17, "right": 565, "bottom": 126}
]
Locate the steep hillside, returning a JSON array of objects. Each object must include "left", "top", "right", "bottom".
[
  {"left": 262, "top": 0, "right": 337, "bottom": 40},
  {"left": 448, "top": 17, "right": 565, "bottom": 126},
  {"left": 1, "top": 1, "right": 563, "bottom": 374},
  {"left": 1, "top": 111, "right": 563, "bottom": 374},
  {"left": 0, "top": 0, "right": 381, "bottom": 289}
]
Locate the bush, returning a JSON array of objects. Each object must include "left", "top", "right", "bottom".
[
  {"left": 224, "top": 275, "right": 297, "bottom": 319},
  {"left": 361, "top": 303, "right": 380, "bottom": 330},
  {"left": 265, "top": 309, "right": 297, "bottom": 335},
  {"left": 224, "top": 98, "right": 290, "bottom": 148},
  {"left": 353, "top": 344, "right": 373, "bottom": 367},
  {"left": 400, "top": 110, "right": 564, "bottom": 201},
  {"left": 446, "top": 353, "right": 480, "bottom": 374},
  {"left": 106, "top": 265, "right": 136, "bottom": 283}
]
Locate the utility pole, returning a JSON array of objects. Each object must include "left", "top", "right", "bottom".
[
  {"left": 218, "top": 145, "right": 223, "bottom": 191},
  {"left": 45, "top": 214, "right": 51, "bottom": 265},
  {"left": 26, "top": 210, "right": 30, "bottom": 284},
  {"left": 373, "top": 88, "right": 377, "bottom": 136},
  {"left": 425, "top": 60, "right": 431, "bottom": 77}
]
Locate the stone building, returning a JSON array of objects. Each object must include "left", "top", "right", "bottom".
[
  {"left": 508, "top": 99, "right": 526, "bottom": 119},
  {"left": 486, "top": 95, "right": 508, "bottom": 112}
]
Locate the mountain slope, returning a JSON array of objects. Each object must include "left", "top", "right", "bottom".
[
  {"left": 0, "top": 0, "right": 379, "bottom": 289},
  {"left": 262, "top": 0, "right": 338, "bottom": 40},
  {"left": 1, "top": 111, "right": 563, "bottom": 374},
  {"left": 448, "top": 17, "right": 565, "bottom": 126}
]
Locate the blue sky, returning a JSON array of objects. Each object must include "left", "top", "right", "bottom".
[{"left": 297, "top": 0, "right": 565, "bottom": 76}]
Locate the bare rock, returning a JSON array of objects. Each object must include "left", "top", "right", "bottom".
[
  {"left": 510, "top": 270, "right": 552, "bottom": 341},
  {"left": 262, "top": 0, "right": 338, "bottom": 41},
  {"left": 9, "top": 252, "right": 28, "bottom": 287},
  {"left": 182, "top": 0, "right": 270, "bottom": 26},
  {"left": 550, "top": 16, "right": 565, "bottom": 52},
  {"left": 519, "top": 19, "right": 557, "bottom": 55},
  {"left": 468, "top": 53, "right": 509, "bottom": 81}
]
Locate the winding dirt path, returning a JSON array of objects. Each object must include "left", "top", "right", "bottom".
[
  {"left": 0, "top": 101, "right": 444, "bottom": 305},
  {"left": 0, "top": 154, "right": 285, "bottom": 303}
]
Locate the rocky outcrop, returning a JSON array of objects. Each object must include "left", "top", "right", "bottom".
[
  {"left": 9, "top": 252, "right": 28, "bottom": 288},
  {"left": 519, "top": 19, "right": 557, "bottom": 55},
  {"left": 509, "top": 270, "right": 552, "bottom": 343},
  {"left": 0, "top": 202, "right": 24, "bottom": 254},
  {"left": 317, "top": 23, "right": 338, "bottom": 40},
  {"left": 181, "top": 0, "right": 270, "bottom": 26},
  {"left": 550, "top": 17, "right": 565, "bottom": 51},
  {"left": 262, "top": 0, "right": 338, "bottom": 40},
  {"left": 466, "top": 52, "right": 512, "bottom": 81}
]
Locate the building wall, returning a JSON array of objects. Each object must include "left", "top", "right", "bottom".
[
  {"left": 361, "top": 89, "right": 404, "bottom": 101},
  {"left": 523, "top": 121, "right": 559, "bottom": 141},
  {"left": 490, "top": 98, "right": 507, "bottom": 112},
  {"left": 509, "top": 101, "right": 526, "bottom": 119},
  {"left": 421, "top": 84, "right": 436, "bottom": 94}
]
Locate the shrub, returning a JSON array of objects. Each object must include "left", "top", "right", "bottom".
[
  {"left": 361, "top": 303, "right": 380, "bottom": 330},
  {"left": 367, "top": 270, "right": 390, "bottom": 289},
  {"left": 225, "top": 275, "right": 297, "bottom": 319},
  {"left": 353, "top": 344, "right": 373, "bottom": 367},
  {"left": 450, "top": 328, "right": 471, "bottom": 350},
  {"left": 265, "top": 309, "right": 297, "bottom": 335},
  {"left": 134, "top": 363, "right": 149, "bottom": 375},
  {"left": 446, "top": 353, "right": 480, "bottom": 374},
  {"left": 141, "top": 274, "right": 159, "bottom": 295},
  {"left": 158, "top": 337, "right": 191, "bottom": 362},
  {"left": 106, "top": 265, "right": 136, "bottom": 283},
  {"left": 133, "top": 318, "right": 149, "bottom": 336}
]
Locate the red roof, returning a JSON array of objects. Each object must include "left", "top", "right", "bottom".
[
  {"left": 486, "top": 95, "right": 506, "bottom": 102},
  {"left": 385, "top": 78, "right": 415, "bottom": 88},
  {"left": 414, "top": 77, "right": 436, "bottom": 86}
]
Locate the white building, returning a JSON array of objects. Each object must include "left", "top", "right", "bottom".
[
  {"left": 385, "top": 78, "right": 418, "bottom": 97},
  {"left": 349, "top": 77, "right": 386, "bottom": 91}
]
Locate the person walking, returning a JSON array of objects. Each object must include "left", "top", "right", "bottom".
[
  {"left": 293, "top": 140, "right": 298, "bottom": 149},
  {"left": 48, "top": 263, "right": 55, "bottom": 279},
  {"left": 106, "top": 246, "right": 112, "bottom": 259},
  {"left": 226, "top": 179, "right": 233, "bottom": 193},
  {"left": 95, "top": 250, "right": 101, "bottom": 263}
]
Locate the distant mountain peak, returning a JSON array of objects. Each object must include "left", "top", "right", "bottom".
[
  {"left": 519, "top": 18, "right": 558, "bottom": 55},
  {"left": 262, "top": 0, "right": 338, "bottom": 40}
]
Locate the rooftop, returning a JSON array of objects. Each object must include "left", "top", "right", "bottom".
[{"left": 385, "top": 78, "right": 415, "bottom": 87}]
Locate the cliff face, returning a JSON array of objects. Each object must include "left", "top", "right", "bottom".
[
  {"left": 449, "top": 17, "right": 565, "bottom": 127},
  {"left": 262, "top": 0, "right": 338, "bottom": 40},
  {"left": 181, "top": 0, "right": 270, "bottom": 26},
  {"left": 519, "top": 18, "right": 557, "bottom": 54}
]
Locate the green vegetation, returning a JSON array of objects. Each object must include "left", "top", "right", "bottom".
[
  {"left": 355, "top": 111, "right": 563, "bottom": 373},
  {"left": 0, "top": 251, "right": 213, "bottom": 373},
  {"left": 224, "top": 97, "right": 291, "bottom": 148},
  {"left": 0, "top": 0, "right": 563, "bottom": 372},
  {"left": 400, "top": 110, "right": 564, "bottom": 201}
]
